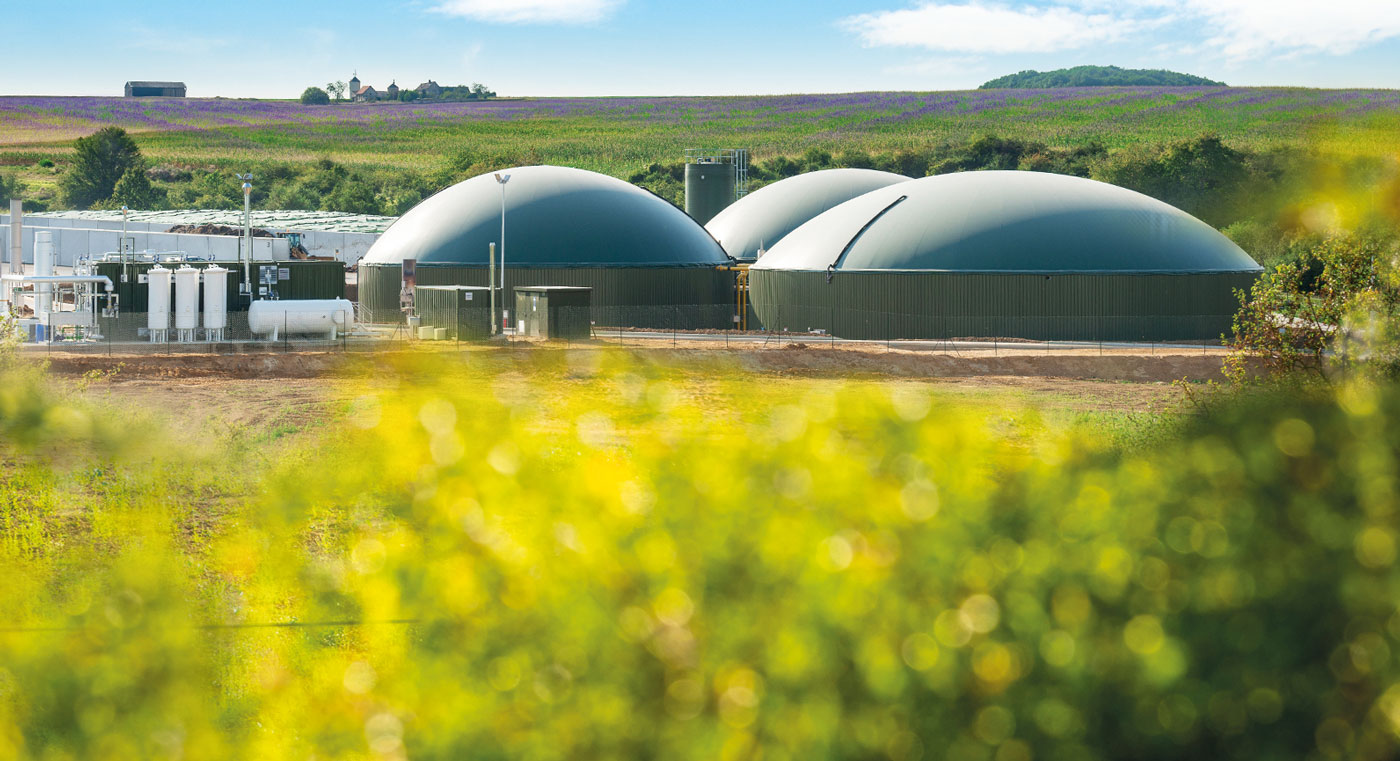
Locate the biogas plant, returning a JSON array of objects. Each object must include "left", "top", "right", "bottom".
[{"left": 1, "top": 155, "right": 1263, "bottom": 348}]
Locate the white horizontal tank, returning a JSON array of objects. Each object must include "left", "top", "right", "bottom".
[
  {"left": 147, "top": 265, "right": 171, "bottom": 343},
  {"left": 203, "top": 266, "right": 229, "bottom": 341},
  {"left": 173, "top": 266, "right": 200, "bottom": 342},
  {"left": 248, "top": 299, "right": 354, "bottom": 341}
]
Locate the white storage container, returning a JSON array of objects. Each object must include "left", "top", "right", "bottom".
[
  {"left": 202, "top": 266, "right": 229, "bottom": 341},
  {"left": 147, "top": 266, "right": 171, "bottom": 342},
  {"left": 173, "top": 266, "right": 200, "bottom": 341},
  {"left": 248, "top": 299, "right": 354, "bottom": 341}
]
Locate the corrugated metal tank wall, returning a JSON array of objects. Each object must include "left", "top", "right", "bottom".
[
  {"left": 358, "top": 263, "right": 736, "bottom": 329},
  {"left": 749, "top": 270, "right": 1259, "bottom": 341},
  {"left": 684, "top": 162, "right": 737, "bottom": 225}
]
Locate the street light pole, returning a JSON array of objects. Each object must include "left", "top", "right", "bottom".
[
  {"left": 494, "top": 172, "right": 510, "bottom": 333},
  {"left": 238, "top": 173, "right": 253, "bottom": 299}
]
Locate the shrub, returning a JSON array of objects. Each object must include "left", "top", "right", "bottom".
[
  {"left": 102, "top": 165, "right": 163, "bottom": 210},
  {"left": 58, "top": 126, "right": 144, "bottom": 209},
  {"left": 300, "top": 86, "right": 330, "bottom": 106},
  {"left": 0, "top": 171, "right": 23, "bottom": 201}
]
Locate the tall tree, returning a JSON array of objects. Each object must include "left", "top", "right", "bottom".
[{"left": 59, "top": 127, "right": 144, "bottom": 209}]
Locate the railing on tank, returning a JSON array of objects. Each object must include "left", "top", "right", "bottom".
[{"left": 683, "top": 148, "right": 749, "bottom": 198}]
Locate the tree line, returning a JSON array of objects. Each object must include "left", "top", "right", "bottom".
[{"left": 300, "top": 82, "right": 496, "bottom": 105}]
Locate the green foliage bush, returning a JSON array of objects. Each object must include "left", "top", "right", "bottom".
[
  {"left": 1229, "top": 234, "right": 1400, "bottom": 381},
  {"left": 58, "top": 126, "right": 145, "bottom": 209},
  {"left": 4, "top": 355, "right": 1400, "bottom": 760},
  {"left": 103, "top": 166, "right": 163, "bottom": 210},
  {"left": 0, "top": 172, "right": 22, "bottom": 202},
  {"left": 300, "top": 87, "right": 331, "bottom": 106}
]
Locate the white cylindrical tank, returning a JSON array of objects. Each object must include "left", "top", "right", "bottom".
[
  {"left": 173, "top": 266, "right": 200, "bottom": 342},
  {"left": 202, "top": 266, "right": 229, "bottom": 341},
  {"left": 34, "top": 231, "right": 54, "bottom": 316},
  {"left": 248, "top": 299, "right": 354, "bottom": 341},
  {"left": 147, "top": 265, "right": 171, "bottom": 342}
]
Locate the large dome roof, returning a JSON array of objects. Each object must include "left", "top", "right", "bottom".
[
  {"left": 752, "top": 171, "right": 1261, "bottom": 274},
  {"left": 363, "top": 165, "right": 727, "bottom": 267},
  {"left": 706, "top": 168, "right": 910, "bottom": 261}
]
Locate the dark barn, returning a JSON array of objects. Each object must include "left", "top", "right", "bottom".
[{"left": 124, "top": 81, "right": 186, "bottom": 97}]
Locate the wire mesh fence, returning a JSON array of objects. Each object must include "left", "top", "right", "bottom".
[{"left": 14, "top": 303, "right": 1235, "bottom": 356}]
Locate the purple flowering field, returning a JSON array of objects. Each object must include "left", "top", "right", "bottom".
[{"left": 1, "top": 87, "right": 1395, "bottom": 174}]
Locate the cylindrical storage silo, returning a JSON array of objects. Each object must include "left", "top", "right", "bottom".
[
  {"left": 34, "top": 231, "right": 54, "bottom": 317},
  {"left": 247, "top": 299, "right": 355, "bottom": 341},
  {"left": 202, "top": 266, "right": 229, "bottom": 341},
  {"left": 147, "top": 266, "right": 171, "bottom": 343},
  {"left": 173, "top": 266, "right": 200, "bottom": 342},
  {"left": 684, "top": 161, "right": 737, "bottom": 225}
]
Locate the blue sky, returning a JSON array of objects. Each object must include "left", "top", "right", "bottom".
[{"left": 8, "top": 0, "right": 1399, "bottom": 97}]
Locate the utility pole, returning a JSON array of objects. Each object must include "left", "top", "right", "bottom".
[
  {"left": 495, "top": 172, "right": 510, "bottom": 333},
  {"left": 238, "top": 173, "right": 253, "bottom": 300}
]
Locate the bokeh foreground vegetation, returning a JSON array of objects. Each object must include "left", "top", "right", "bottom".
[{"left": 4, "top": 345, "right": 1400, "bottom": 760}]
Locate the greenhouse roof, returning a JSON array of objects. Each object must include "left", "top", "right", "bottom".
[{"left": 23, "top": 209, "right": 396, "bottom": 234}]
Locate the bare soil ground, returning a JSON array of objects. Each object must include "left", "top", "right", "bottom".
[
  {"left": 31, "top": 343, "right": 1194, "bottom": 428},
  {"left": 34, "top": 339, "right": 1236, "bottom": 384}
]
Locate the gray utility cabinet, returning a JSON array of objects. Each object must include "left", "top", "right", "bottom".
[
  {"left": 416, "top": 285, "right": 493, "bottom": 340},
  {"left": 514, "top": 286, "right": 592, "bottom": 340}
]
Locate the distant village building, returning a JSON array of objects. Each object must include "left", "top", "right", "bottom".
[
  {"left": 344, "top": 72, "right": 457, "bottom": 103},
  {"left": 125, "top": 81, "right": 186, "bottom": 98}
]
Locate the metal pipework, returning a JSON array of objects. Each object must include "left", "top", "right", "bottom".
[
  {"left": 715, "top": 263, "right": 750, "bottom": 331},
  {"left": 1, "top": 274, "right": 115, "bottom": 291}
]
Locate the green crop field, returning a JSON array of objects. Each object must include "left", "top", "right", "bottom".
[
  {"left": 4, "top": 88, "right": 1396, "bottom": 251},
  {"left": 4, "top": 88, "right": 1398, "bottom": 175}
]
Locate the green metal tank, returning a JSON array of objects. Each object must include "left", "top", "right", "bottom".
[{"left": 684, "top": 161, "right": 736, "bottom": 225}]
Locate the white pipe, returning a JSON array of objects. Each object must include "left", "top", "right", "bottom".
[{"left": 2, "top": 274, "right": 114, "bottom": 291}]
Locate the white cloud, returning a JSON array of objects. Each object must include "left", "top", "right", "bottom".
[
  {"left": 430, "top": 0, "right": 623, "bottom": 24},
  {"left": 843, "top": 0, "right": 1400, "bottom": 61},
  {"left": 1183, "top": 0, "right": 1400, "bottom": 59},
  {"left": 840, "top": 2, "right": 1141, "bottom": 54}
]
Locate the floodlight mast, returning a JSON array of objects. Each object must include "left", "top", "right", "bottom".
[
  {"left": 495, "top": 172, "right": 510, "bottom": 333},
  {"left": 239, "top": 174, "right": 253, "bottom": 298}
]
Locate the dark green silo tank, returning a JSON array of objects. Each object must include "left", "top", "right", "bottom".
[{"left": 684, "top": 161, "right": 736, "bottom": 225}]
